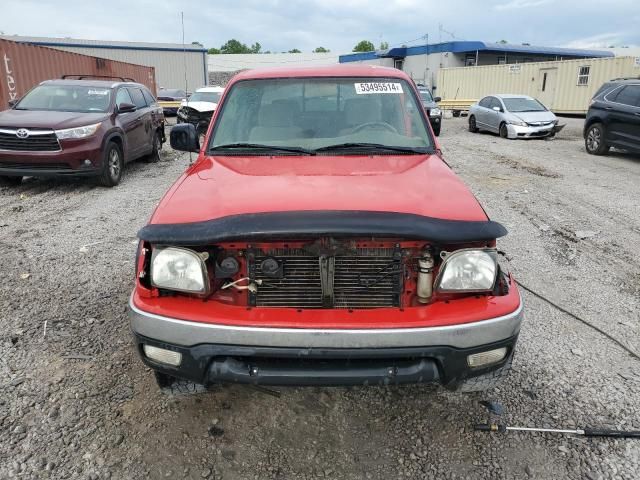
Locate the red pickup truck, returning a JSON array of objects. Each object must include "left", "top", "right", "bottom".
[{"left": 130, "top": 65, "right": 523, "bottom": 394}]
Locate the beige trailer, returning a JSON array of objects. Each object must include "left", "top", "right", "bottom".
[{"left": 438, "top": 56, "right": 640, "bottom": 114}]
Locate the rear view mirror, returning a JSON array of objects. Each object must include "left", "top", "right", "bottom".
[
  {"left": 434, "top": 96, "right": 442, "bottom": 103},
  {"left": 118, "top": 102, "right": 137, "bottom": 113},
  {"left": 170, "top": 123, "right": 200, "bottom": 153}
]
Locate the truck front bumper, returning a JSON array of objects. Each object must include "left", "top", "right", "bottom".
[{"left": 129, "top": 299, "right": 523, "bottom": 388}]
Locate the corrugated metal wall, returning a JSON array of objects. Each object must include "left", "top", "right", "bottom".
[
  {"left": 43, "top": 46, "right": 206, "bottom": 92},
  {"left": 0, "top": 38, "right": 156, "bottom": 108},
  {"left": 437, "top": 56, "right": 640, "bottom": 114}
]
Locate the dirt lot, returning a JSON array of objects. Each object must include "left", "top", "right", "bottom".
[{"left": 1, "top": 117, "right": 639, "bottom": 480}]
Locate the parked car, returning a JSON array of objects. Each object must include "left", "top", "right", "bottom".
[
  {"left": 130, "top": 65, "right": 523, "bottom": 394},
  {"left": 584, "top": 78, "right": 640, "bottom": 155},
  {"left": 157, "top": 88, "right": 187, "bottom": 116},
  {"left": 0, "top": 79, "right": 165, "bottom": 187},
  {"left": 177, "top": 86, "right": 224, "bottom": 143},
  {"left": 468, "top": 94, "right": 562, "bottom": 139},
  {"left": 417, "top": 87, "right": 442, "bottom": 136}
]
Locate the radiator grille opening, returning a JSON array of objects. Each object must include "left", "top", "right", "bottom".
[{"left": 253, "top": 247, "right": 401, "bottom": 309}]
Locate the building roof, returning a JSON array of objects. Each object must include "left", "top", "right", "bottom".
[
  {"left": 0, "top": 35, "right": 207, "bottom": 53},
  {"left": 339, "top": 40, "right": 614, "bottom": 63}
]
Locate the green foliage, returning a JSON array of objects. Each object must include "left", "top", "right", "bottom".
[
  {"left": 288, "top": 48, "right": 302, "bottom": 53},
  {"left": 497, "top": 39, "right": 509, "bottom": 44},
  {"left": 379, "top": 41, "right": 389, "bottom": 50},
  {"left": 353, "top": 40, "right": 375, "bottom": 52},
  {"left": 313, "top": 47, "right": 329, "bottom": 53},
  {"left": 208, "top": 47, "right": 221, "bottom": 54},
  {"left": 211, "top": 39, "right": 262, "bottom": 54}
]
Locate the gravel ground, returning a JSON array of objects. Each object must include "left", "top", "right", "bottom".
[{"left": 1, "top": 117, "right": 639, "bottom": 480}]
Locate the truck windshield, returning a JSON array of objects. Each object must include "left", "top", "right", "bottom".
[
  {"left": 209, "top": 77, "right": 433, "bottom": 153},
  {"left": 15, "top": 85, "right": 112, "bottom": 113}
]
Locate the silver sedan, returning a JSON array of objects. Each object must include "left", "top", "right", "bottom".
[{"left": 468, "top": 94, "right": 562, "bottom": 139}]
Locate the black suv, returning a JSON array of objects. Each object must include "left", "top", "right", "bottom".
[
  {"left": 584, "top": 78, "right": 640, "bottom": 155},
  {"left": 417, "top": 87, "right": 442, "bottom": 136}
]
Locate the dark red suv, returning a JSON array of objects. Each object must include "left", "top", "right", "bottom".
[{"left": 0, "top": 79, "right": 165, "bottom": 187}]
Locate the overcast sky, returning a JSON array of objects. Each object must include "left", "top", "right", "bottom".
[{"left": 1, "top": 0, "right": 638, "bottom": 53}]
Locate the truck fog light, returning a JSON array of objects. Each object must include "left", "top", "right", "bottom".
[
  {"left": 467, "top": 347, "right": 507, "bottom": 368},
  {"left": 143, "top": 345, "right": 182, "bottom": 366}
]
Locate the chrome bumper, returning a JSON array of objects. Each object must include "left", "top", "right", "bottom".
[{"left": 129, "top": 297, "right": 523, "bottom": 349}]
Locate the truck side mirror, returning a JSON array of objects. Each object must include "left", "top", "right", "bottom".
[{"left": 170, "top": 123, "right": 200, "bottom": 153}]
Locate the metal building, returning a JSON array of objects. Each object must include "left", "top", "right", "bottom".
[
  {"left": 0, "top": 35, "right": 207, "bottom": 93},
  {"left": 339, "top": 41, "right": 613, "bottom": 94},
  {"left": 438, "top": 56, "right": 640, "bottom": 114}
]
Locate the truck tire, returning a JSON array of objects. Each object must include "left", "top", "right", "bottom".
[
  {"left": 145, "top": 130, "right": 162, "bottom": 163},
  {"left": 585, "top": 123, "right": 610, "bottom": 155},
  {"left": 154, "top": 371, "right": 208, "bottom": 396},
  {"left": 455, "top": 355, "right": 513, "bottom": 393}
]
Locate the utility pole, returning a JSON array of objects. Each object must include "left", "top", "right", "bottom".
[{"left": 424, "top": 33, "right": 429, "bottom": 86}]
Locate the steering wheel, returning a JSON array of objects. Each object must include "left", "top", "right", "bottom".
[{"left": 352, "top": 122, "right": 398, "bottom": 134}]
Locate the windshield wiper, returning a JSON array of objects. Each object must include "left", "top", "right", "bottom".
[
  {"left": 208, "top": 143, "right": 315, "bottom": 155},
  {"left": 314, "top": 143, "right": 429, "bottom": 154}
]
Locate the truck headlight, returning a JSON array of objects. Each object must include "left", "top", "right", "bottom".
[
  {"left": 435, "top": 249, "right": 498, "bottom": 292},
  {"left": 151, "top": 247, "right": 209, "bottom": 294},
  {"left": 55, "top": 123, "right": 101, "bottom": 140},
  {"left": 430, "top": 107, "right": 442, "bottom": 117}
]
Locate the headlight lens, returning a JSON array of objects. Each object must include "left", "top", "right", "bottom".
[
  {"left": 55, "top": 123, "right": 101, "bottom": 140},
  {"left": 510, "top": 120, "right": 527, "bottom": 127},
  {"left": 430, "top": 107, "right": 442, "bottom": 117},
  {"left": 151, "top": 247, "right": 209, "bottom": 294},
  {"left": 436, "top": 249, "right": 498, "bottom": 292}
]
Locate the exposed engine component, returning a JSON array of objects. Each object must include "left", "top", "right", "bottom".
[
  {"left": 259, "top": 257, "right": 284, "bottom": 278},
  {"left": 221, "top": 277, "right": 261, "bottom": 293},
  {"left": 215, "top": 256, "right": 239, "bottom": 278},
  {"left": 417, "top": 252, "right": 434, "bottom": 303}
]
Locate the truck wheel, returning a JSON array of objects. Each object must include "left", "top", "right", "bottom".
[
  {"left": 154, "top": 371, "right": 208, "bottom": 396},
  {"left": 145, "top": 130, "right": 162, "bottom": 163},
  {"left": 499, "top": 122, "right": 510, "bottom": 139},
  {"left": 455, "top": 355, "right": 513, "bottom": 393},
  {"left": 585, "top": 123, "right": 609, "bottom": 155},
  {"left": 0, "top": 176, "right": 23, "bottom": 186},
  {"left": 99, "top": 141, "right": 124, "bottom": 187},
  {"left": 468, "top": 116, "right": 478, "bottom": 133}
]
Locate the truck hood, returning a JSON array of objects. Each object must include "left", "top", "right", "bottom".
[
  {"left": 150, "top": 154, "right": 489, "bottom": 225},
  {"left": 0, "top": 109, "right": 109, "bottom": 129},
  {"left": 180, "top": 101, "right": 217, "bottom": 113}
]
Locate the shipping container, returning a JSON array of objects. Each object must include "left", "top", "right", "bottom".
[
  {"left": 0, "top": 38, "right": 156, "bottom": 108},
  {"left": 437, "top": 56, "right": 640, "bottom": 114}
]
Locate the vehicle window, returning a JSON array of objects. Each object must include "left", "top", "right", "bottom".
[
  {"left": 610, "top": 85, "right": 640, "bottom": 107},
  {"left": 577, "top": 66, "right": 590, "bottom": 86},
  {"left": 419, "top": 90, "right": 433, "bottom": 102},
  {"left": 142, "top": 89, "right": 157, "bottom": 105},
  {"left": 116, "top": 88, "right": 134, "bottom": 107},
  {"left": 128, "top": 88, "right": 147, "bottom": 109},
  {"left": 15, "top": 85, "right": 112, "bottom": 113},
  {"left": 210, "top": 77, "right": 432, "bottom": 152},
  {"left": 188, "top": 91, "right": 223, "bottom": 103},
  {"left": 479, "top": 97, "right": 492, "bottom": 108},
  {"left": 502, "top": 97, "right": 546, "bottom": 112},
  {"left": 489, "top": 98, "right": 503, "bottom": 111}
]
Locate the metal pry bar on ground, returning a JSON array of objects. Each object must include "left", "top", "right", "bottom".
[{"left": 474, "top": 423, "right": 640, "bottom": 439}]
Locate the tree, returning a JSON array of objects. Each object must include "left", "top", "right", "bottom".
[
  {"left": 353, "top": 40, "right": 375, "bottom": 52},
  {"left": 208, "top": 47, "right": 221, "bottom": 54},
  {"left": 250, "top": 42, "right": 262, "bottom": 54},
  {"left": 219, "top": 39, "right": 252, "bottom": 54},
  {"left": 191, "top": 41, "right": 203, "bottom": 47},
  {"left": 314, "top": 47, "right": 329, "bottom": 53},
  {"left": 288, "top": 48, "right": 302, "bottom": 53},
  {"left": 379, "top": 41, "right": 389, "bottom": 50},
  {"left": 497, "top": 39, "right": 508, "bottom": 44}
]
